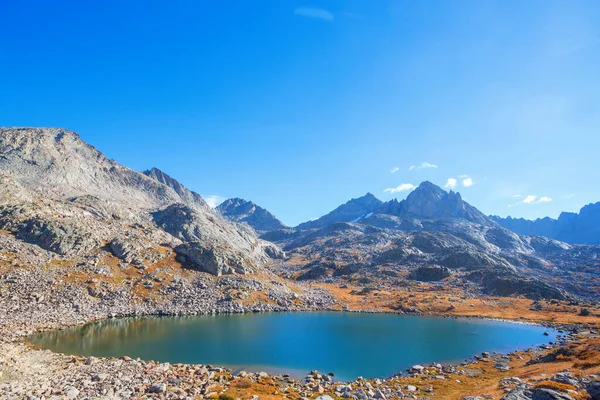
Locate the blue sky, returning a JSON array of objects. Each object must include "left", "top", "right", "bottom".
[{"left": 1, "top": 1, "right": 599, "bottom": 226}]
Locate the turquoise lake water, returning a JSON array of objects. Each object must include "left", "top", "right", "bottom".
[{"left": 29, "top": 312, "right": 556, "bottom": 380}]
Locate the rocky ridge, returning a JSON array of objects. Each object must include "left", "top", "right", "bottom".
[
  {"left": 492, "top": 202, "right": 600, "bottom": 245},
  {"left": 217, "top": 198, "right": 287, "bottom": 232},
  {"left": 0, "top": 127, "right": 283, "bottom": 277}
]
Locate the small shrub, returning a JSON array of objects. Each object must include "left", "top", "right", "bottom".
[
  {"left": 231, "top": 379, "right": 252, "bottom": 389},
  {"left": 218, "top": 394, "right": 236, "bottom": 400},
  {"left": 534, "top": 380, "right": 576, "bottom": 392},
  {"left": 580, "top": 308, "right": 591, "bottom": 316}
]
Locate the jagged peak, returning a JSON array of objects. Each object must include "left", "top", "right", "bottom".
[
  {"left": 410, "top": 181, "right": 446, "bottom": 197},
  {"left": 217, "top": 197, "right": 286, "bottom": 231},
  {"left": 220, "top": 197, "right": 251, "bottom": 206},
  {"left": 346, "top": 192, "right": 383, "bottom": 206}
]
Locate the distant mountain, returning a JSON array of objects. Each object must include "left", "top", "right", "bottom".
[
  {"left": 217, "top": 198, "right": 287, "bottom": 232},
  {"left": 295, "top": 182, "right": 492, "bottom": 231},
  {"left": 378, "top": 181, "right": 492, "bottom": 226},
  {"left": 296, "top": 193, "right": 383, "bottom": 230},
  {"left": 274, "top": 181, "right": 600, "bottom": 300},
  {"left": 491, "top": 202, "right": 600, "bottom": 245}
]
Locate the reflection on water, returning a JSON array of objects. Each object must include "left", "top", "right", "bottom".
[
  {"left": 32, "top": 316, "right": 202, "bottom": 354},
  {"left": 30, "top": 312, "right": 556, "bottom": 380}
]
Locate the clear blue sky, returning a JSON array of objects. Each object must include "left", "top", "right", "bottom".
[{"left": 1, "top": 1, "right": 599, "bottom": 226}]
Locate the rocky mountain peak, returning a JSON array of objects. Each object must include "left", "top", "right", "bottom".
[
  {"left": 394, "top": 181, "right": 490, "bottom": 225},
  {"left": 142, "top": 167, "right": 208, "bottom": 210},
  {"left": 403, "top": 181, "right": 448, "bottom": 212},
  {"left": 296, "top": 193, "right": 383, "bottom": 230},
  {"left": 220, "top": 198, "right": 252, "bottom": 209},
  {"left": 357, "top": 192, "right": 379, "bottom": 203},
  {"left": 217, "top": 198, "right": 287, "bottom": 232}
]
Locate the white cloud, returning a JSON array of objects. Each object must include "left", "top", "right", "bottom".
[
  {"left": 523, "top": 195, "right": 537, "bottom": 204},
  {"left": 512, "top": 194, "right": 552, "bottom": 207},
  {"left": 444, "top": 178, "right": 457, "bottom": 189},
  {"left": 508, "top": 194, "right": 552, "bottom": 207},
  {"left": 511, "top": 194, "right": 522, "bottom": 198},
  {"left": 203, "top": 195, "right": 225, "bottom": 208},
  {"left": 384, "top": 183, "right": 416, "bottom": 193},
  {"left": 562, "top": 194, "right": 576, "bottom": 199},
  {"left": 462, "top": 177, "right": 474, "bottom": 187},
  {"left": 294, "top": 7, "right": 334, "bottom": 21},
  {"left": 409, "top": 162, "right": 438, "bottom": 171},
  {"left": 458, "top": 174, "right": 470, "bottom": 178},
  {"left": 390, "top": 167, "right": 399, "bottom": 174}
]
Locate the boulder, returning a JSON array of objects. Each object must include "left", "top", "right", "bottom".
[
  {"left": 501, "top": 387, "right": 574, "bottom": 400},
  {"left": 176, "top": 242, "right": 251, "bottom": 276},
  {"left": 587, "top": 381, "right": 600, "bottom": 399},
  {"left": 407, "top": 265, "right": 451, "bottom": 282}
]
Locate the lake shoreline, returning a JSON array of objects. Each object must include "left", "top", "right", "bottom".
[
  {"left": 2, "top": 271, "right": 598, "bottom": 399},
  {"left": 26, "top": 311, "right": 563, "bottom": 381},
  {"left": 2, "top": 300, "right": 590, "bottom": 399}
]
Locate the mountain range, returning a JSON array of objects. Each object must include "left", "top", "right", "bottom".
[
  {"left": 221, "top": 184, "right": 600, "bottom": 299},
  {"left": 491, "top": 203, "right": 600, "bottom": 245},
  {"left": 1, "top": 127, "right": 600, "bottom": 303}
]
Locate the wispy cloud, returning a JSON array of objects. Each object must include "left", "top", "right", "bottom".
[
  {"left": 462, "top": 177, "right": 474, "bottom": 187},
  {"left": 562, "top": 194, "right": 576, "bottom": 199},
  {"left": 444, "top": 178, "right": 457, "bottom": 189},
  {"left": 409, "top": 162, "right": 438, "bottom": 171},
  {"left": 511, "top": 194, "right": 522, "bottom": 198},
  {"left": 204, "top": 195, "right": 225, "bottom": 208},
  {"left": 390, "top": 166, "right": 400, "bottom": 174},
  {"left": 509, "top": 194, "right": 552, "bottom": 207},
  {"left": 294, "top": 7, "right": 334, "bottom": 21},
  {"left": 384, "top": 183, "right": 416, "bottom": 193}
]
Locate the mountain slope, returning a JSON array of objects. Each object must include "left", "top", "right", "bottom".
[
  {"left": 142, "top": 167, "right": 209, "bottom": 211},
  {"left": 0, "top": 127, "right": 278, "bottom": 276},
  {"left": 275, "top": 181, "right": 600, "bottom": 300},
  {"left": 491, "top": 202, "right": 600, "bottom": 245},
  {"left": 217, "top": 198, "right": 287, "bottom": 232},
  {"left": 296, "top": 193, "right": 383, "bottom": 230},
  {"left": 0, "top": 128, "right": 192, "bottom": 210}
]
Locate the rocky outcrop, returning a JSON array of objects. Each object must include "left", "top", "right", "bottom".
[
  {"left": 217, "top": 198, "right": 287, "bottom": 232},
  {"left": 152, "top": 203, "right": 281, "bottom": 275},
  {"left": 467, "top": 269, "right": 569, "bottom": 300},
  {"left": 298, "top": 261, "right": 338, "bottom": 281},
  {"left": 109, "top": 236, "right": 151, "bottom": 264},
  {"left": 407, "top": 266, "right": 451, "bottom": 282},
  {"left": 0, "top": 205, "right": 100, "bottom": 256},
  {"left": 501, "top": 387, "right": 574, "bottom": 400},
  {"left": 586, "top": 381, "right": 600, "bottom": 399},
  {"left": 175, "top": 242, "right": 251, "bottom": 276}
]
